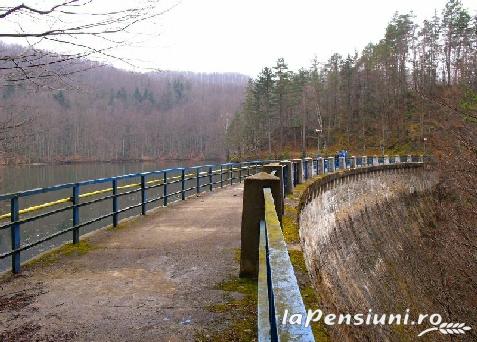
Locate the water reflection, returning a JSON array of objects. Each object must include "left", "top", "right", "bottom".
[{"left": 0, "top": 160, "right": 221, "bottom": 271}]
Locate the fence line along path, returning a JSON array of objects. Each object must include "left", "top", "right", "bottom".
[{"left": 0, "top": 182, "right": 245, "bottom": 341}]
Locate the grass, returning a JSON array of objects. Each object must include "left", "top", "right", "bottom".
[
  {"left": 287, "top": 243, "right": 330, "bottom": 341},
  {"left": 196, "top": 275, "right": 258, "bottom": 342},
  {"left": 282, "top": 214, "right": 300, "bottom": 244},
  {"left": 25, "top": 240, "right": 96, "bottom": 269},
  {"left": 284, "top": 175, "right": 330, "bottom": 341}
]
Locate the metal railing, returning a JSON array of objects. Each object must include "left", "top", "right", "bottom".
[
  {"left": 0, "top": 161, "right": 266, "bottom": 273},
  {"left": 256, "top": 154, "right": 424, "bottom": 341},
  {"left": 258, "top": 188, "right": 314, "bottom": 342},
  {"left": 0, "top": 154, "right": 424, "bottom": 274}
]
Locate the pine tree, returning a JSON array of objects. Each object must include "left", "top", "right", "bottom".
[{"left": 272, "top": 58, "right": 290, "bottom": 151}]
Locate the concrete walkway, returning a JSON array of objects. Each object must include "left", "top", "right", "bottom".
[{"left": 0, "top": 184, "right": 244, "bottom": 341}]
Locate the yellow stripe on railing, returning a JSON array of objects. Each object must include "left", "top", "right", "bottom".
[
  {"left": 0, "top": 198, "right": 71, "bottom": 220},
  {"left": 0, "top": 168, "right": 236, "bottom": 220}
]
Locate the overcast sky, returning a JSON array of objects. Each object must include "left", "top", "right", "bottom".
[
  {"left": 134, "top": 0, "right": 477, "bottom": 75},
  {"left": 2, "top": 0, "right": 477, "bottom": 76}
]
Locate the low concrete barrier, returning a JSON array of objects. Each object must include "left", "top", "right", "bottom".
[
  {"left": 241, "top": 155, "right": 425, "bottom": 341},
  {"left": 257, "top": 188, "right": 314, "bottom": 341}
]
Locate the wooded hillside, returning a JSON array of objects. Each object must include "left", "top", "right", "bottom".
[
  {"left": 226, "top": 0, "right": 477, "bottom": 158},
  {"left": 0, "top": 43, "right": 248, "bottom": 164}
]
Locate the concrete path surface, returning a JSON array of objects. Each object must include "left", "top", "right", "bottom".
[{"left": 0, "top": 184, "right": 244, "bottom": 341}]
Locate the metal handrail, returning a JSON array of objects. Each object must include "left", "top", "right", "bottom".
[{"left": 0, "top": 161, "right": 264, "bottom": 273}]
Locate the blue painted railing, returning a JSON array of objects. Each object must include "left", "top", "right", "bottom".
[{"left": 0, "top": 161, "right": 270, "bottom": 273}]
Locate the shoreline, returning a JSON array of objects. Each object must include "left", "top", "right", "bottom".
[{"left": 0, "top": 157, "right": 223, "bottom": 167}]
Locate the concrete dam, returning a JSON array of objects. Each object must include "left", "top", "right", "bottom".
[
  {"left": 296, "top": 164, "right": 466, "bottom": 341},
  {"left": 2, "top": 157, "right": 474, "bottom": 341}
]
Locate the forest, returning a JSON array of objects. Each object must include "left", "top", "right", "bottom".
[
  {"left": 0, "top": 43, "right": 248, "bottom": 164},
  {"left": 226, "top": 0, "right": 477, "bottom": 159},
  {"left": 0, "top": 0, "right": 476, "bottom": 166}
]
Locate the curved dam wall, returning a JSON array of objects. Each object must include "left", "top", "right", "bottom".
[{"left": 298, "top": 164, "right": 446, "bottom": 341}]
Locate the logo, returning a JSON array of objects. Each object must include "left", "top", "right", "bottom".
[{"left": 281, "top": 309, "right": 472, "bottom": 337}]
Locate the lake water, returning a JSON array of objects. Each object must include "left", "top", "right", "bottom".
[{"left": 0, "top": 160, "right": 222, "bottom": 272}]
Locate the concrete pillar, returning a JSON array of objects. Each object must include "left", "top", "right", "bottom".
[
  {"left": 362, "top": 156, "right": 367, "bottom": 167},
  {"left": 339, "top": 156, "right": 346, "bottom": 170},
  {"left": 304, "top": 157, "right": 313, "bottom": 179},
  {"left": 350, "top": 156, "right": 356, "bottom": 169},
  {"left": 240, "top": 172, "right": 281, "bottom": 278},
  {"left": 395, "top": 155, "right": 401, "bottom": 163},
  {"left": 407, "top": 155, "right": 412, "bottom": 163},
  {"left": 262, "top": 163, "right": 285, "bottom": 215},
  {"left": 373, "top": 155, "right": 379, "bottom": 166},
  {"left": 317, "top": 157, "right": 324, "bottom": 175},
  {"left": 328, "top": 157, "right": 335, "bottom": 172},
  {"left": 291, "top": 159, "right": 304, "bottom": 184},
  {"left": 384, "top": 155, "right": 390, "bottom": 164},
  {"left": 280, "top": 160, "right": 293, "bottom": 195}
]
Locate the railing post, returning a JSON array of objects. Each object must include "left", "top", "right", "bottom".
[
  {"left": 373, "top": 155, "right": 379, "bottom": 166},
  {"left": 10, "top": 196, "right": 20, "bottom": 273},
  {"left": 291, "top": 159, "right": 304, "bottom": 184},
  {"left": 196, "top": 167, "right": 200, "bottom": 194},
  {"left": 230, "top": 164, "right": 233, "bottom": 185},
  {"left": 305, "top": 157, "right": 313, "bottom": 178},
  {"left": 72, "top": 184, "right": 80, "bottom": 244},
  {"left": 163, "top": 171, "right": 168, "bottom": 206},
  {"left": 141, "top": 175, "right": 146, "bottom": 215},
  {"left": 280, "top": 160, "right": 293, "bottom": 194},
  {"left": 293, "top": 162, "right": 298, "bottom": 186},
  {"left": 239, "top": 163, "right": 242, "bottom": 183},
  {"left": 112, "top": 179, "right": 118, "bottom": 227},
  {"left": 181, "top": 169, "right": 186, "bottom": 200},
  {"left": 350, "top": 156, "right": 357, "bottom": 169},
  {"left": 208, "top": 166, "right": 213, "bottom": 191},
  {"left": 317, "top": 157, "right": 324, "bottom": 175},
  {"left": 220, "top": 165, "right": 224, "bottom": 188},
  {"left": 255, "top": 162, "right": 259, "bottom": 174},
  {"left": 247, "top": 162, "right": 251, "bottom": 176},
  {"left": 240, "top": 172, "right": 281, "bottom": 278},
  {"left": 339, "top": 156, "right": 346, "bottom": 170},
  {"left": 328, "top": 157, "right": 335, "bottom": 172},
  {"left": 262, "top": 163, "right": 285, "bottom": 215}
]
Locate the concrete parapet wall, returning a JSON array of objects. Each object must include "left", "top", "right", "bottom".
[{"left": 296, "top": 163, "right": 439, "bottom": 341}]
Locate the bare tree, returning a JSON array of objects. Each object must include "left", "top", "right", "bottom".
[
  {"left": 0, "top": 0, "right": 176, "bottom": 87},
  {"left": 0, "top": 1, "right": 177, "bottom": 163}
]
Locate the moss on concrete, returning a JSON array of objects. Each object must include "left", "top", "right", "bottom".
[
  {"left": 233, "top": 248, "right": 241, "bottom": 264},
  {"left": 197, "top": 275, "right": 257, "bottom": 342},
  {"left": 288, "top": 249, "right": 307, "bottom": 273},
  {"left": 25, "top": 240, "right": 96, "bottom": 269},
  {"left": 283, "top": 187, "right": 303, "bottom": 244},
  {"left": 284, "top": 175, "right": 330, "bottom": 341},
  {"left": 282, "top": 214, "right": 300, "bottom": 244}
]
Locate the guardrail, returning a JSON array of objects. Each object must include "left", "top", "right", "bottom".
[
  {"left": 258, "top": 188, "right": 314, "bottom": 341},
  {"left": 0, "top": 161, "right": 268, "bottom": 273},
  {"left": 252, "top": 154, "right": 425, "bottom": 341}
]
